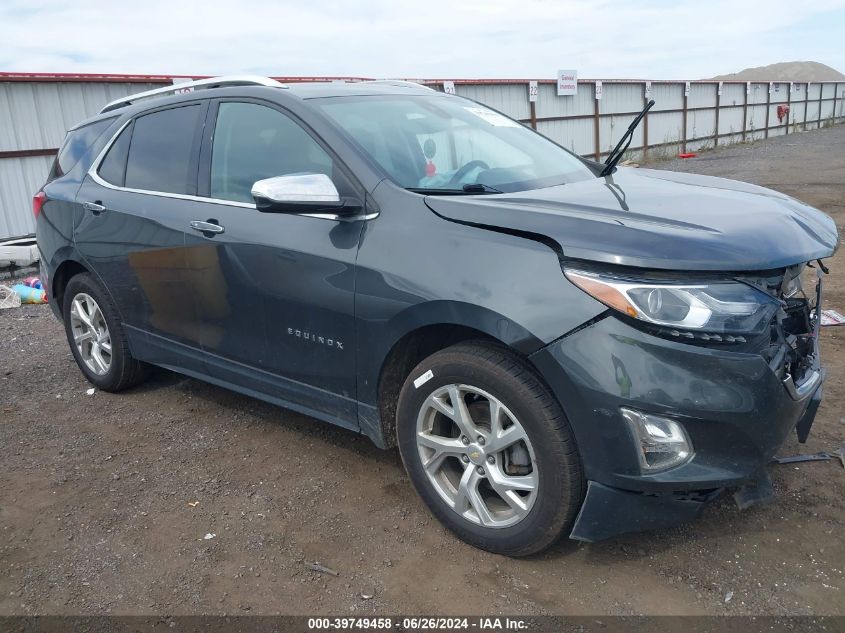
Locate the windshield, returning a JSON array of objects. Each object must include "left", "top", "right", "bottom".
[{"left": 316, "top": 95, "right": 594, "bottom": 193}]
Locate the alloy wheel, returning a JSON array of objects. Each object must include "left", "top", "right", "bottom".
[
  {"left": 69, "top": 292, "right": 112, "bottom": 376},
  {"left": 415, "top": 384, "right": 538, "bottom": 528}
]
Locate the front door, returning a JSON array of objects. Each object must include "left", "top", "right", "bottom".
[{"left": 187, "top": 99, "right": 366, "bottom": 428}]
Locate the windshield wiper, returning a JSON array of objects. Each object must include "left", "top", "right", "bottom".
[
  {"left": 462, "top": 183, "right": 503, "bottom": 194},
  {"left": 406, "top": 185, "right": 502, "bottom": 196},
  {"left": 599, "top": 99, "right": 655, "bottom": 177}
]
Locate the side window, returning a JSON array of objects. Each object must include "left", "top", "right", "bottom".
[
  {"left": 97, "top": 122, "right": 132, "bottom": 186},
  {"left": 125, "top": 105, "right": 202, "bottom": 195},
  {"left": 48, "top": 117, "right": 115, "bottom": 181},
  {"left": 210, "top": 102, "right": 334, "bottom": 204}
]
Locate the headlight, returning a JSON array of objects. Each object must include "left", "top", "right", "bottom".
[{"left": 565, "top": 268, "right": 780, "bottom": 336}]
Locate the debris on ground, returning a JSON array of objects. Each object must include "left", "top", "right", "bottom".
[
  {"left": 305, "top": 562, "right": 340, "bottom": 577},
  {"left": 188, "top": 501, "right": 200, "bottom": 507},
  {"left": 86, "top": 388, "right": 96, "bottom": 395},
  {"left": 0, "top": 284, "right": 21, "bottom": 309},
  {"left": 821, "top": 309, "right": 845, "bottom": 326},
  {"left": 11, "top": 283, "right": 47, "bottom": 304},
  {"left": 203, "top": 533, "right": 216, "bottom": 540},
  {"left": 773, "top": 452, "right": 831, "bottom": 464},
  {"left": 773, "top": 448, "right": 845, "bottom": 467}
]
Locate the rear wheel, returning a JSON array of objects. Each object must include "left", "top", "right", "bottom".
[
  {"left": 62, "top": 273, "right": 150, "bottom": 392},
  {"left": 396, "top": 341, "right": 584, "bottom": 556}
]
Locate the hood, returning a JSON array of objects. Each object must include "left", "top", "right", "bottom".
[{"left": 424, "top": 168, "right": 839, "bottom": 271}]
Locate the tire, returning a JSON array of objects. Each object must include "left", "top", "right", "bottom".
[
  {"left": 62, "top": 272, "right": 150, "bottom": 392},
  {"left": 396, "top": 341, "right": 584, "bottom": 556}
]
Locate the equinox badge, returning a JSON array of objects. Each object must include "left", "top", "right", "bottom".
[{"left": 287, "top": 327, "right": 344, "bottom": 350}]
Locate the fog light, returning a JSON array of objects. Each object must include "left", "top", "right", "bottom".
[{"left": 620, "top": 408, "right": 693, "bottom": 472}]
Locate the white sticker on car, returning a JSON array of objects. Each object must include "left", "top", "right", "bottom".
[
  {"left": 463, "top": 106, "right": 521, "bottom": 128},
  {"left": 413, "top": 369, "right": 434, "bottom": 389}
]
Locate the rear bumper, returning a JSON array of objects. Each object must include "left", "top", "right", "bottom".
[
  {"left": 40, "top": 259, "right": 62, "bottom": 320},
  {"left": 530, "top": 315, "right": 824, "bottom": 542}
]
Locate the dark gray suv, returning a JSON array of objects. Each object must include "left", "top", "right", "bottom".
[{"left": 35, "top": 76, "right": 838, "bottom": 556}]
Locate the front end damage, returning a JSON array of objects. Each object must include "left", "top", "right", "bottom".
[
  {"left": 759, "top": 263, "right": 826, "bottom": 441},
  {"left": 530, "top": 260, "right": 832, "bottom": 543}
]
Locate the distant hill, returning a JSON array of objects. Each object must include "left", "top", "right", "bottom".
[{"left": 711, "top": 61, "right": 845, "bottom": 81}]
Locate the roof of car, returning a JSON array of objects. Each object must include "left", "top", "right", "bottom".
[{"left": 69, "top": 80, "right": 440, "bottom": 131}]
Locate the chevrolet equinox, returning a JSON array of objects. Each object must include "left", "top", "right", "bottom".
[{"left": 35, "top": 76, "right": 839, "bottom": 555}]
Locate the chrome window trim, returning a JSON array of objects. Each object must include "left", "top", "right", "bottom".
[{"left": 87, "top": 118, "right": 377, "bottom": 222}]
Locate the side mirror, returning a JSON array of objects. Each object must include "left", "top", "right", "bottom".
[{"left": 251, "top": 173, "right": 355, "bottom": 214}]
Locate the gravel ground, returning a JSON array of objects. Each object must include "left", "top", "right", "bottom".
[{"left": 1, "top": 126, "right": 844, "bottom": 616}]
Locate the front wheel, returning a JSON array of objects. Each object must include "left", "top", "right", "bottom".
[{"left": 396, "top": 341, "right": 584, "bottom": 556}]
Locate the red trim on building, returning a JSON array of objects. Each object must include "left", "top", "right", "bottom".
[
  {"left": 0, "top": 72, "right": 836, "bottom": 85},
  {"left": 0, "top": 72, "right": 375, "bottom": 84},
  {"left": 0, "top": 148, "right": 58, "bottom": 159}
]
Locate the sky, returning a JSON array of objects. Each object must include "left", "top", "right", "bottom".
[{"left": 1, "top": 0, "right": 844, "bottom": 80}]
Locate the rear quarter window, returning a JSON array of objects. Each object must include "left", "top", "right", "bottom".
[
  {"left": 97, "top": 122, "right": 133, "bottom": 187},
  {"left": 49, "top": 117, "right": 116, "bottom": 181}
]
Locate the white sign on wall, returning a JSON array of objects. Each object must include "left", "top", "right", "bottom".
[
  {"left": 684, "top": 81, "right": 690, "bottom": 97},
  {"left": 528, "top": 80, "right": 538, "bottom": 102},
  {"left": 556, "top": 69, "right": 578, "bottom": 96},
  {"left": 746, "top": 81, "right": 751, "bottom": 95},
  {"left": 644, "top": 81, "right": 652, "bottom": 99},
  {"left": 443, "top": 81, "right": 456, "bottom": 95},
  {"left": 717, "top": 81, "right": 723, "bottom": 96},
  {"left": 595, "top": 81, "right": 603, "bottom": 100}
]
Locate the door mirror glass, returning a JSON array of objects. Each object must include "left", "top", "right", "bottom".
[{"left": 251, "top": 173, "right": 344, "bottom": 213}]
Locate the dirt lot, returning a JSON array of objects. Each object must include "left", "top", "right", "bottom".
[{"left": 1, "top": 126, "right": 844, "bottom": 617}]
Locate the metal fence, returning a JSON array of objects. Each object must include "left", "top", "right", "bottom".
[
  {"left": 1, "top": 73, "right": 844, "bottom": 241},
  {"left": 446, "top": 79, "right": 845, "bottom": 160}
]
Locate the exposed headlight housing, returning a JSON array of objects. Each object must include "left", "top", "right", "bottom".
[
  {"left": 621, "top": 408, "right": 693, "bottom": 472},
  {"left": 565, "top": 268, "right": 780, "bottom": 337}
]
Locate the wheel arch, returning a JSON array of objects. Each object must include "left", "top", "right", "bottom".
[
  {"left": 366, "top": 301, "right": 547, "bottom": 449},
  {"left": 50, "top": 255, "right": 125, "bottom": 326},
  {"left": 51, "top": 257, "right": 91, "bottom": 315}
]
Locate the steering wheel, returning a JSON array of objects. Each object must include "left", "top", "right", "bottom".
[{"left": 446, "top": 160, "right": 490, "bottom": 187}]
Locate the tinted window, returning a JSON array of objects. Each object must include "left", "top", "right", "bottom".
[
  {"left": 210, "top": 102, "right": 333, "bottom": 203},
  {"left": 97, "top": 122, "right": 132, "bottom": 186},
  {"left": 49, "top": 117, "right": 115, "bottom": 181},
  {"left": 125, "top": 105, "right": 201, "bottom": 194}
]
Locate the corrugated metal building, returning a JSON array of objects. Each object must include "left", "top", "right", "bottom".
[
  {"left": 1, "top": 73, "right": 843, "bottom": 241},
  {"left": 0, "top": 75, "right": 169, "bottom": 239}
]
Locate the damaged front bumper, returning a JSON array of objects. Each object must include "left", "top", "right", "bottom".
[{"left": 530, "top": 304, "right": 825, "bottom": 543}]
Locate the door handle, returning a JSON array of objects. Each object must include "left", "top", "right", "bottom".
[
  {"left": 83, "top": 201, "right": 106, "bottom": 215},
  {"left": 190, "top": 220, "right": 225, "bottom": 235}
]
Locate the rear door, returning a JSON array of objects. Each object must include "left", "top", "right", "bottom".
[
  {"left": 75, "top": 102, "right": 209, "bottom": 371},
  {"left": 187, "top": 98, "right": 366, "bottom": 427}
]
